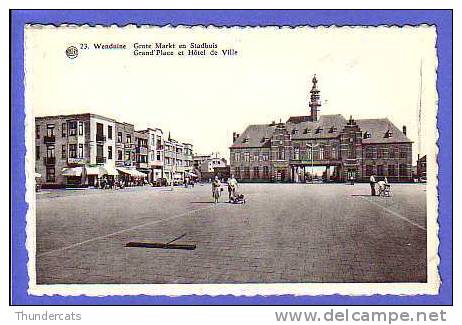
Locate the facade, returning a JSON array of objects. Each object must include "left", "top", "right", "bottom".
[
  {"left": 134, "top": 131, "right": 149, "bottom": 176},
  {"left": 230, "top": 76, "right": 413, "bottom": 183},
  {"left": 163, "top": 135, "right": 194, "bottom": 184},
  {"left": 193, "top": 154, "right": 229, "bottom": 181},
  {"left": 35, "top": 113, "right": 117, "bottom": 187},
  {"left": 115, "top": 122, "right": 135, "bottom": 168},
  {"left": 35, "top": 114, "right": 193, "bottom": 187},
  {"left": 139, "top": 128, "right": 164, "bottom": 182},
  {"left": 416, "top": 155, "right": 427, "bottom": 181}
]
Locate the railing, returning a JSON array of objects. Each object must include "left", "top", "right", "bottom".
[
  {"left": 136, "top": 147, "right": 148, "bottom": 155},
  {"left": 67, "top": 157, "right": 86, "bottom": 165},
  {"left": 96, "top": 156, "right": 106, "bottom": 164},
  {"left": 96, "top": 134, "right": 106, "bottom": 142},
  {"left": 44, "top": 157, "right": 56, "bottom": 165},
  {"left": 43, "top": 135, "right": 55, "bottom": 143}
]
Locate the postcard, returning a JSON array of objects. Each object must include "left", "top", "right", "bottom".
[{"left": 24, "top": 24, "right": 439, "bottom": 296}]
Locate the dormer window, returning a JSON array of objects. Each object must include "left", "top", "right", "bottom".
[
  {"left": 242, "top": 137, "right": 249, "bottom": 143},
  {"left": 315, "top": 127, "right": 322, "bottom": 134},
  {"left": 329, "top": 126, "right": 337, "bottom": 133},
  {"left": 303, "top": 128, "right": 310, "bottom": 134},
  {"left": 384, "top": 130, "right": 393, "bottom": 138},
  {"left": 261, "top": 137, "right": 269, "bottom": 143},
  {"left": 363, "top": 132, "right": 371, "bottom": 139},
  {"left": 291, "top": 129, "right": 298, "bottom": 135}
]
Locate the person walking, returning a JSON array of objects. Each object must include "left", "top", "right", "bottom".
[
  {"left": 212, "top": 176, "right": 222, "bottom": 204},
  {"left": 369, "top": 174, "right": 376, "bottom": 196},
  {"left": 227, "top": 174, "right": 238, "bottom": 202}
]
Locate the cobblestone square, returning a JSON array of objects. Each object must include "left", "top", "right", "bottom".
[{"left": 36, "top": 183, "right": 427, "bottom": 284}]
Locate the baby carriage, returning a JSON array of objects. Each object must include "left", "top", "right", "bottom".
[
  {"left": 230, "top": 191, "right": 246, "bottom": 204},
  {"left": 377, "top": 180, "right": 392, "bottom": 197}
]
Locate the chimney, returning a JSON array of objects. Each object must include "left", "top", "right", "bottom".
[
  {"left": 233, "top": 132, "right": 240, "bottom": 142},
  {"left": 402, "top": 125, "right": 407, "bottom": 135}
]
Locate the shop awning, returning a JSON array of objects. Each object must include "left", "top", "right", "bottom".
[
  {"left": 86, "top": 166, "right": 104, "bottom": 176},
  {"left": 102, "top": 166, "right": 119, "bottom": 176},
  {"left": 117, "top": 167, "right": 137, "bottom": 177},
  {"left": 62, "top": 167, "right": 83, "bottom": 177}
]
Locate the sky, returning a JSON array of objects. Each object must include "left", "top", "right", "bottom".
[{"left": 25, "top": 25, "right": 437, "bottom": 162}]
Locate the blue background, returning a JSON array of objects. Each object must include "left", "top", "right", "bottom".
[{"left": 10, "top": 10, "right": 453, "bottom": 305}]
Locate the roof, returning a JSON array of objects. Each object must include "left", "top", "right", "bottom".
[
  {"left": 356, "top": 118, "right": 412, "bottom": 144},
  {"left": 230, "top": 124, "right": 277, "bottom": 148},
  {"left": 286, "top": 114, "right": 347, "bottom": 140}
]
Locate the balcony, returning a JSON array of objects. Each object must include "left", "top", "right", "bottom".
[
  {"left": 137, "top": 162, "right": 148, "bottom": 169},
  {"left": 96, "top": 134, "right": 106, "bottom": 142},
  {"left": 43, "top": 135, "right": 55, "bottom": 143},
  {"left": 67, "top": 157, "right": 86, "bottom": 165},
  {"left": 44, "top": 157, "right": 56, "bottom": 165},
  {"left": 124, "top": 143, "right": 135, "bottom": 149},
  {"left": 136, "top": 146, "right": 148, "bottom": 155},
  {"left": 96, "top": 156, "right": 106, "bottom": 164}
]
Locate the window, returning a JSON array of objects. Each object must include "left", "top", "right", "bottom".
[
  {"left": 108, "top": 126, "right": 113, "bottom": 139},
  {"left": 36, "top": 125, "right": 40, "bottom": 139},
  {"left": 385, "top": 130, "right": 393, "bottom": 138},
  {"left": 46, "top": 145, "right": 55, "bottom": 158},
  {"left": 242, "top": 138, "right": 249, "bottom": 143},
  {"left": 156, "top": 136, "right": 162, "bottom": 148},
  {"left": 69, "top": 144, "right": 77, "bottom": 158},
  {"left": 234, "top": 152, "right": 240, "bottom": 162},
  {"left": 117, "top": 132, "right": 123, "bottom": 143},
  {"left": 378, "top": 148, "right": 388, "bottom": 159},
  {"left": 36, "top": 146, "right": 40, "bottom": 160},
  {"left": 348, "top": 144, "right": 356, "bottom": 159},
  {"left": 62, "top": 123, "right": 67, "bottom": 137},
  {"left": 78, "top": 122, "right": 84, "bottom": 135},
  {"left": 389, "top": 147, "right": 397, "bottom": 158},
  {"left": 253, "top": 167, "right": 260, "bottom": 178},
  {"left": 319, "top": 147, "right": 324, "bottom": 160},
  {"left": 365, "top": 165, "right": 373, "bottom": 176},
  {"left": 235, "top": 167, "right": 240, "bottom": 179},
  {"left": 244, "top": 152, "right": 250, "bottom": 162},
  {"left": 278, "top": 146, "right": 285, "bottom": 160},
  {"left": 125, "top": 150, "right": 131, "bottom": 161},
  {"left": 399, "top": 147, "right": 407, "bottom": 159},
  {"left": 108, "top": 146, "right": 113, "bottom": 160},
  {"left": 262, "top": 152, "right": 269, "bottom": 161},
  {"left": 388, "top": 164, "right": 396, "bottom": 176},
  {"left": 157, "top": 150, "right": 162, "bottom": 161},
  {"left": 303, "top": 128, "right": 310, "bottom": 134},
  {"left": 293, "top": 147, "right": 300, "bottom": 160},
  {"left": 307, "top": 146, "right": 312, "bottom": 160},
  {"left": 377, "top": 165, "right": 384, "bottom": 176},
  {"left": 78, "top": 144, "right": 84, "bottom": 158},
  {"left": 324, "top": 147, "right": 330, "bottom": 160},
  {"left": 254, "top": 152, "right": 259, "bottom": 161},
  {"left": 46, "top": 124, "right": 55, "bottom": 137},
  {"left": 363, "top": 132, "right": 371, "bottom": 139},
  {"left": 126, "top": 134, "right": 132, "bottom": 143},
  {"left": 263, "top": 166, "right": 269, "bottom": 178},
  {"left": 243, "top": 167, "right": 250, "bottom": 179},
  {"left": 61, "top": 144, "right": 67, "bottom": 159},
  {"left": 46, "top": 167, "right": 55, "bottom": 182},
  {"left": 399, "top": 163, "right": 408, "bottom": 176},
  {"left": 118, "top": 150, "right": 123, "bottom": 161},
  {"left": 291, "top": 129, "right": 298, "bottom": 135},
  {"left": 331, "top": 145, "right": 337, "bottom": 159},
  {"left": 69, "top": 121, "right": 77, "bottom": 135},
  {"left": 365, "top": 147, "right": 374, "bottom": 159}
]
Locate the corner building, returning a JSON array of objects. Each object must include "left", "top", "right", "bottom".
[{"left": 230, "top": 76, "right": 413, "bottom": 183}]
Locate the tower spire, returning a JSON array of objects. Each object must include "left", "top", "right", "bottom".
[{"left": 309, "top": 74, "right": 321, "bottom": 122}]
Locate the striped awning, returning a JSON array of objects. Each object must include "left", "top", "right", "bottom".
[{"left": 62, "top": 167, "right": 83, "bottom": 177}]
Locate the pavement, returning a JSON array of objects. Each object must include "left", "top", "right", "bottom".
[{"left": 35, "top": 183, "right": 427, "bottom": 284}]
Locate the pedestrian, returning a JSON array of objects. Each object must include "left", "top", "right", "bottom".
[
  {"left": 370, "top": 174, "right": 376, "bottom": 196},
  {"left": 212, "top": 176, "right": 222, "bottom": 204},
  {"left": 227, "top": 174, "right": 238, "bottom": 202}
]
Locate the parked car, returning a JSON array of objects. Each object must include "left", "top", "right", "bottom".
[{"left": 152, "top": 178, "right": 168, "bottom": 187}]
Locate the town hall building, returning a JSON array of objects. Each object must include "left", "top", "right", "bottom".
[{"left": 229, "top": 75, "right": 413, "bottom": 183}]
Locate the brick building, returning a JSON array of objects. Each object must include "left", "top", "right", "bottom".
[
  {"left": 230, "top": 75, "right": 413, "bottom": 183},
  {"left": 35, "top": 113, "right": 193, "bottom": 187}
]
